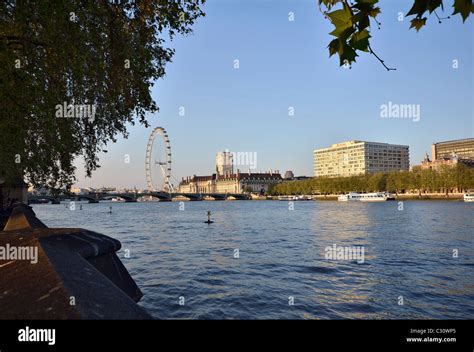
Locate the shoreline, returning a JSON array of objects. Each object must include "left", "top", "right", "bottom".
[
  {"left": 306, "top": 194, "right": 465, "bottom": 201},
  {"left": 28, "top": 193, "right": 468, "bottom": 204}
]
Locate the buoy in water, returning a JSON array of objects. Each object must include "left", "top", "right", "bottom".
[{"left": 204, "top": 210, "right": 214, "bottom": 224}]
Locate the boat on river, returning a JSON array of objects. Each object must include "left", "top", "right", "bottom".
[
  {"left": 338, "top": 192, "right": 396, "bottom": 202},
  {"left": 464, "top": 193, "right": 474, "bottom": 202}
]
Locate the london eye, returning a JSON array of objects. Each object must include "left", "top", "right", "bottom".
[{"left": 145, "top": 127, "right": 173, "bottom": 193}]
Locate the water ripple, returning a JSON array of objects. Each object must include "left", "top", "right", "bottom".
[{"left": 32, "top": 200, "right": 474, "bottom": 319}]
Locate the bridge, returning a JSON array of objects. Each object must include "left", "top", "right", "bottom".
[{"left": 28, "top": 192, "right": 250, "bottom": 204}]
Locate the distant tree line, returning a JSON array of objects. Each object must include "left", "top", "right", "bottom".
[{"left": 268, "top": 165, "right": 474, "bottom": 195}]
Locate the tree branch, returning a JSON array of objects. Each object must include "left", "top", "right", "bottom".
[
  {"left": 368, "top": 44, "right": 396, "bottom": 71},
  {"left": 433, "top": 10, "right": 450, "bottom": 23}
]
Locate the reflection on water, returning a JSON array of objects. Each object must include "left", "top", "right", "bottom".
[{"left": 33, "top": 200, "right": 474, "bottom": 319}]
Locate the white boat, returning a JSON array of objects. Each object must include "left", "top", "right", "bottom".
[
  {"left": 294, "top": 195, "right": 312, "bottom": 201},
  {"left": 338, "top": 192, "right": 395, "bottom": 202},
  {"left": 111, "top": 197, "right": 126, "bottom": 202},
  {"left": 464, "top": 193, "right": 474, "bottom": 202}
]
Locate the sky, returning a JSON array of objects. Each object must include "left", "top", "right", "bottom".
[{"left": 74, "top": 0, "right": 474, "bottom": 189}]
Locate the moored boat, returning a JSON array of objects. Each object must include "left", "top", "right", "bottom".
[
  {"left": 338, "top": 192, "right": 395, "bottom": 202},
  {"left": 464, "top": 193, "right": 474, "bottom": 202}
]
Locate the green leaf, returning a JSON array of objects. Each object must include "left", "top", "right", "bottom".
[
  {"left": 330, "top": 26, "right": 355, "bottom": 41},
  {"left": 351, "top": 12, "right": 366, "bottom": 29},
  {"left": 319, "top": 0, "right": 341, "bottom": 8},
  {"left": 407, "top": 0, "right": 430, "bottom": 17},
  {"left": 427, "top": 0, "right": 443, "bottom": 13},
  {"left": 339, "top": 44, "right": 358, "bottom": 66},
  {"left": 327, "top": 5, "right": 353, "bottom": 37},
  {"left": 368, "top": 6, "right": 381, "bottom": 17},
  {"left": 410, "top": 17, "right": 427, "bottom": 31},
  {"left": 349, "top": 29, "right": 371, "bottom": 51},
  {"left": 452, "top": 0, "right": 472, "bottom": 22},
  {"left": 353, "top": 0, "right": 380, "bottom": 17},
  {"left": 328, "top": 39, "right": 340, "bottom": 57}
]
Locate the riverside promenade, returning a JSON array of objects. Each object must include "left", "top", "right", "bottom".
[{"left": 0, "top": 204, "right": 151, "bottom": 319}]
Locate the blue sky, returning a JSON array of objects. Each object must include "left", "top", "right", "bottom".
[{"left": 75, "top": 0, "right": 473, "bottom": 189}]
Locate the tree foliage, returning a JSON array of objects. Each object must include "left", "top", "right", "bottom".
[
  {"left": 319, "top": 0, "right": 473, "bottom": 69},
  {"left": 0, "top": 0, "right": 205, "bottom": 191},
  {"left": 269, "top": 164, "right": 474, "bottom": 195}
]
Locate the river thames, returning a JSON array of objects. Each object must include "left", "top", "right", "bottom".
[{"left": 32, "top": 200, "right": 473, "bottom": 319}]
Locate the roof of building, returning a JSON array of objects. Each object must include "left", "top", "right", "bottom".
[
  {"left": 433, "top": 138, "right": 474, "bottom": 146},
  {"left": 314, "top": 140, "right": 409, "bottom": 152}
]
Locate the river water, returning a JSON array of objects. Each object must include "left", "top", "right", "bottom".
[{"left": 32, "top": 200, "right": 474, "bottom": 319}]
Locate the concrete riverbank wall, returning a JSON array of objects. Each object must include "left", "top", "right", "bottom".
[{"left": 0, "top": 204, "right": 151, "bottom": 319}]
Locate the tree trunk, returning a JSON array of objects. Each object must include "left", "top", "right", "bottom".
[{"left": 0, "top": 178, "right": 28, "bottom": 211}]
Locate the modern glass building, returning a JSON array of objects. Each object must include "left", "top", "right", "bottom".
[{"left": 313, "top": 141, "right": 410, "bottom": 177}]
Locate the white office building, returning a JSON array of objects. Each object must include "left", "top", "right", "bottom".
[{"left": 313, "top": 140, "right": 409, "bottom": 177}]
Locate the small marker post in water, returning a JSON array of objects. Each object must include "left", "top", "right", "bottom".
[
  {"left": 109, "top": 205, "right": 112, "bottom": 214},
  {"left": 204, "top": 210, "right": 213, "bottom": 224}
]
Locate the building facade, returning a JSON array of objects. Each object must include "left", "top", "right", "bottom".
[
  {"left": 179, "top": 151, "right": 282, "bottom": 194},
  {"left": 215, "top": 151, "right": 234, "bottom": 176},
  {"left": 419, "top": 153, "right": 474, "bottom": 171},
  {"left": 178, "top": 172, "right": 282, "bottom": 194},
  {"left": 431, "top": 138, "right": 474, "bottom": 160},
  {"left": 178, "top": 175, "right": 215, "bottom": 193},
  {"left": 313, "top": 140, "right": 410, "bottom": 177}
]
